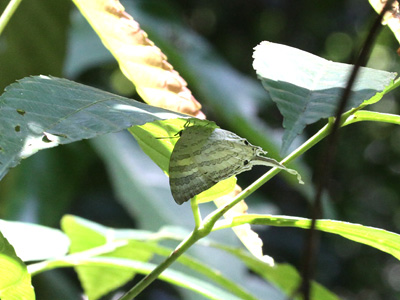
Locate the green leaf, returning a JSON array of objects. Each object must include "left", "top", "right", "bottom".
[
  {"left": 61, "top": 215, "right": 154, "bottom": 300},
  {"left": 59, "top": 216, "right": 258, "bottom": 300},
  {"left": 67, "top": 256, "right": 248, "bottom": 300},
  {"left": 0, "top": 220, "right": 69, "bottom": 262},
  {"left": 0, "top": 230, "right": 35, "bottom": 300},
  {"left": 253, "top": 41, "right": 397, "bottom": 154},
  {"left": 130, "top": 118, "right": 238, "bottom": 204},
  {"left": 0, "top": 76, "right": 184, "bottom": 181},
  {"left": 129, "top": 118, "right": 196, "bottom": 173},
  {"left": 126, "top": 2, "right": 311, "bottom": 189},
  {"left": 213, "top": 245, "right": 338, "bottom": 300},
  {"left": 144, "top": 226, "right": 338, "bottom": 300},
  {"left": 225, "top": 214, "right": 400, "bottom": 261}
]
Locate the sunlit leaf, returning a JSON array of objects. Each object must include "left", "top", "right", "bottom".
[
  {"left": 222, "top": 214, "right": 400, "bottom": 261},
  {"left": 61, "top": 215, "right": 155, "bottom": 300},
  {"left": 0, "top": 220, "right": 69, "bottom": 262},
  {"left": 0, "top": 230, "right": 35, "bottom": 300},
  {"left": 60, "top": 215, "right": 258, "bottom": 300},
  {"left": 253, "top": 41, "right": 397, "bottom": 154},
  {"left": 150, "top": 226, "right": 338, "bottom": 300}
]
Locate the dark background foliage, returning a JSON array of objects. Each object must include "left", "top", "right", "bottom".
[{"left": 0, "top": 0, "right": 399, "bottom": 299}]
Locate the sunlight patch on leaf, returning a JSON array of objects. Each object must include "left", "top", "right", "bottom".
[{"left": 253, "top": 41, "right": 397, "bottom": 154}]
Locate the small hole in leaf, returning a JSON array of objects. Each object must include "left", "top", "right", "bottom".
[
  {"left": 16, "top": 109, "right": 26, "bottom": 116},
  {"left": 14, "top": 125, "right": 21, "bottom": 132},
  {"left": 42, "top": 135, "right": 52, "bottom": 143}
]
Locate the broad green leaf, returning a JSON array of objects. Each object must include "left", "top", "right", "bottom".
[
  {"left": 253, "top": 41, "right": 397, "bottom": 154},
  {"left": 221, "top": 214, "right": 400, "bottom": 261},
  {"left": 0, "top": 220, "right": 69, "bottom": 262},
  {"left": 0, "top": 76, "right": 184, "bottom": 181},
  {"left": 0, "top": 230, "right": 35, "bottom": 300},
  {"left": 129, "top": 1, "right": 311, "bottom": 185},
  {"left": 61, "top": 215, "right": 154, "bottom": 300}
]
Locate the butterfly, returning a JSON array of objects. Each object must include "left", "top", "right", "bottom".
[{"left": 168, "top": 124, "right": 302, "bottom": 204}]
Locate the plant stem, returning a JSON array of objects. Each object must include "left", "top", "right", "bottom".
[
  {"left": 205, "top": 120, "right": 335, "bottom": 228},
  {"left": 191, "top": 198, "right": 202, "bottom": 229},
  {"left": 119, "top": 111, "right": 367, "bottom": 299},
  {"left": 0, "top": 0, "right": 22, "bottom": 35},
  {"left": 119, "top": 227, "right": 209, "bottom": 300}
]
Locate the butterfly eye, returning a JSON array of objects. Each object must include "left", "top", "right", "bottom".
[
  {"left": 243, "top": 160, "right": 249, "bottom": 166},
  {"left": 243, "top": 140, "right": 249, "bottom": 145}
]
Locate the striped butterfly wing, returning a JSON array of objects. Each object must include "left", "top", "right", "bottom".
[
  {"left": 169, "top": 125, "right": 217, "bottom": 205},
  {"left": 168, "top": 125, "right": 303, "bottom": 205},
  {"left": 194, "top": 128, "right": 259, "bottom": 182}
]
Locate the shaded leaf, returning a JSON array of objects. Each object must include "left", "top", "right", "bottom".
[
  {"left": 0, "top": 76, "right": 184, "bottom": 180},
  {"left": 253, "top": 41, "right": 397, "bottom": 154}
]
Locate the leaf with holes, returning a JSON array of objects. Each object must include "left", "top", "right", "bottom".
[{"left": 0, "top": 76, "right": 184, "bottom": 181}]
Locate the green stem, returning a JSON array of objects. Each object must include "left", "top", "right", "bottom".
[
  {"left": 119, "top": 227, "right": 209, "bottom": 300},
  {"left": 28, "top": 240, "right": 128, "bottom": 276},
  {"left": 119, "top": 109, "right": 387, "bottom": 299},
  {"left": 191, "top": 197, "right": 202, "bottom": 229},
  {"left": 205, "top": 120, "right": 336, "bottom": 228},
  {"left": 343, "top": 110, "right": 400, "bottom": 126},
  {"left": 0, "top": 0, "right": 22, "bottom": 36}
]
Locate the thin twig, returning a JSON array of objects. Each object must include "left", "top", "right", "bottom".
[
  {"left": 297, "top": 1, "right": 396, "bottom": 299},
  {"left": 0, "top": 0, "right": 22, "bottom": 36}
]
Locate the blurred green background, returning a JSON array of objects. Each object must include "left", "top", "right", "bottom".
[{"left": 1, "top": 0, "right": 400, "bottom": 299}]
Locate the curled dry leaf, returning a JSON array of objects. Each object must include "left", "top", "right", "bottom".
[
  {"left": 72, "top": 0, "right": 204, "bottom": 117},
  {"left": 369, "top": 0, "right": 400, "bottom": 45}
]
